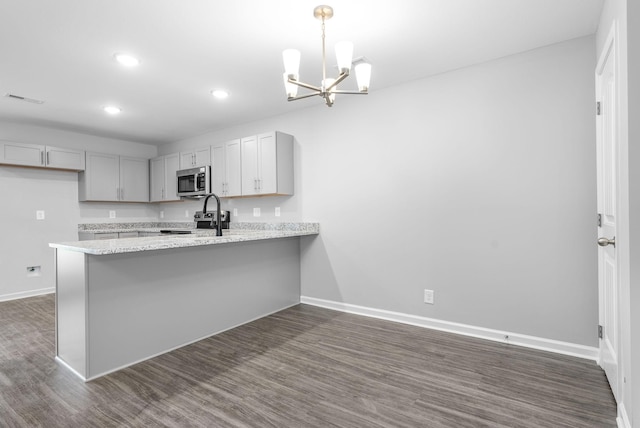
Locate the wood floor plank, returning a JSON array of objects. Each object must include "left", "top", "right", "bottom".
[{"left": 0, "top": 294, "right": 616, "bottom": 427}]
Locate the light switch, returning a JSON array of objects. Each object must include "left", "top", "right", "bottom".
[
  {"left": 109, "top": 210, "right": 116, "bottom": 219},
  {"left": 36, "top": 210, "right": 45, "bottom": 220},
  {"left": 253, "top": 208, "right": 261, "bottom": 217},
  {"left": 275, "top": 207, "right": 281, "bottom": 217}
]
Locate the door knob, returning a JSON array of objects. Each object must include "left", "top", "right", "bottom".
[{"left": 597, "top": 237, "right": 616, "bottom": 247}]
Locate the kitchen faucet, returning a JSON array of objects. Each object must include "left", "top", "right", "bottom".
[{"left": 202, "top": 193, "right": 223, "bottom": 236}]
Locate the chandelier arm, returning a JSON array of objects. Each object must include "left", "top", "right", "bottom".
[
  {"left": 288, "top": 79, "right": 322, "bottom": 92},
  {"left": 325, "top": 72, "right": 350, "bottom": 91},
  {"left": 287, "top": 92, "right": 324, "bottom": 102},
  {"left": 331, "top": 90, "right": 369, "bottom": 95}
]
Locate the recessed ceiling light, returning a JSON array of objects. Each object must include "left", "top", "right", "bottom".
[
  {"left": 114, "top": 53, "right": 140, "bottom": 67},
  {"left": 211, "top": 89, "right": 229, "bottom": 99},
  {"left": 104, "top": 106, "right": 121, "bottom": 115}
]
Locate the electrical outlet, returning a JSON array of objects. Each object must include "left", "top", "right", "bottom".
[
  {"left": 275, "top": 207, "right": 281, "bottom": 217},
  {"left": 160, "top": 211, "right": 164, "bottom": 219},
  {"left": 233, "top": 208, "right": 238, "bottom": 217},
  {"left": 36, "top": 210, "right": 45, "bottom": 220},
  {"left": 424, "top": 289, "right": 434, "bottom": 304},
  {"left": 185, "top": 210, "right": 189, "bottom": 218},
  {"left": 109, "top": 210, "right": 116, "bottom": 219},
  {"left": 253, "top": 208, "right": 261, "bottom": 217}
]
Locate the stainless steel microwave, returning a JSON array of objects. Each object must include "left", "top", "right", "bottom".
[{"left": 177, "top": 166, "right": 211, "bottom": 198}]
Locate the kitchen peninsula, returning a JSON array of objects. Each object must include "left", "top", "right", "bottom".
[{"left": 50, "top": 223, "right": 318, "bottom": 381}]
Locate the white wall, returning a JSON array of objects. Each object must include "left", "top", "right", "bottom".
[
  {"left": 163, "top": 36, "right": 598, "bottom": 348},
  {"left": 0, "top": 122, "right": 158, "bottom": 300}
]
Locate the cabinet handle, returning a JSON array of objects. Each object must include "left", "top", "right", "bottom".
[
  {"left": 121, "top": 188, "right": 124, "bottom": 200},
  {"left": 40, "top": 151, "right": 44, "bottom": 165},
  {"left": 46, "top": 151, "right": 49, "bottom": 165}
]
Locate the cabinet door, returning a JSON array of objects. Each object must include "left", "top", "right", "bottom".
[
  {"left": 0, "top": 141, "right": 44, "bottom": 167},
  {"left": 149, "top": 157, "right": 165, "bottom": 202},
  {"left": 179, "top": 151, "right": 195, "bottom": 169},
  {"left": 46, "top": 146, "right": 85, "bottom": 170},
  {"left": 225, "top": 139, "right": 242, "bottom": 197},
  {"left": 120, "top": 156, "right": 149, "bottom": 202},
  {"left": 163, "top": 153, "right": 180, "bottom": 201},
  {"left": 240, "top": 136, "right": 259, "bottom": 196},
  {"left": 179, "top": 147, "right": 211, "bottom": 169},
  {"left": 81, "top": 152, "right": 119, "bottom": 201},
  {"left": 194, "top": 146, "right": 211, "bottom": 167},
  {"left": 257, "top": 132, "right": 278, "bottom": 194},
  {"left": 211, "top": 143, "right": 226, "bottom": 195}
]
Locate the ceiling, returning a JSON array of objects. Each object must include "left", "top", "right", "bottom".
[{"left": 0, "top": 0, "right": 604, "bottom": 146}]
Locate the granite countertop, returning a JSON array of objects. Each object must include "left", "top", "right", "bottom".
[{"left": 51, "top": 223, "right": 319, "bottom": 255}]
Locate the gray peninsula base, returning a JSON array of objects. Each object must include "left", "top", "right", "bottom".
[{"left": 54, "top": 237, "right": 301, "bottom": 380}]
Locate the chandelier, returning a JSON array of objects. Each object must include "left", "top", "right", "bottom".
[{"left": 282, "top": 5, "right": 371, "bottom": 107}]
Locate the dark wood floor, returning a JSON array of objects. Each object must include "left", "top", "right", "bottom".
[{"left": 0, "top": 294, "right": 616, "bottom": 427}]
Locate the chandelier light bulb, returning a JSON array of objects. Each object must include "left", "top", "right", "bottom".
[
  {"left": 283, "top": 73, "right": 299, "bottom": 98},
  {"left": 355, "top": 62, "right": 372, "bottom": 92},
  {"left": 282, "top": 49, "right": 301, "bottom": 77},
  {"left": 335, "top": 41, "right": 354, "bottom": 74}
]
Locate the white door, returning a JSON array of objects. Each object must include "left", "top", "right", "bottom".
[{"left": 596, "top": 30, "right": 619, "bottom": 401}]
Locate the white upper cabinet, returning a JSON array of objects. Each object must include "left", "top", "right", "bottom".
[
  {"left": 79, "top": 152, "right": 149, "bottom": 202},
  {"left": 180, "top": 146, "right": 211, "bottom": 169},
  {"left": 240, "top": 131, "right": 293, "bottom": 196},
  {"left": 46, "top": 146, "right": 86, "bottom": 170},
  {"left": 0, "top": 140, "right": 85, "bottom": 170},
  {"left": 120, "top": 157, "right": 149, "bottom": 202},
  {"left": 211, "top": 139, "right": 241, "bottom": 197},
  {"left": 150, "top": 153, "right": 180, "bottom": 202}
]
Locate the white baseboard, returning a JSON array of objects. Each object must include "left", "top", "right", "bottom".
[
  {"left": 617, "top": 402, "right": 631, "bottom": 428},
  {"left": 0, "top": 287, "right": 55, "bottom": 302},
  {"left": 300, "top": 296, "right": 599, "bottom": 362}
]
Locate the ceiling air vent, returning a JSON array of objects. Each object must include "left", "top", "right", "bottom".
[{"left": 4, "top": 93, "right": 44, "bottom": 104}]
